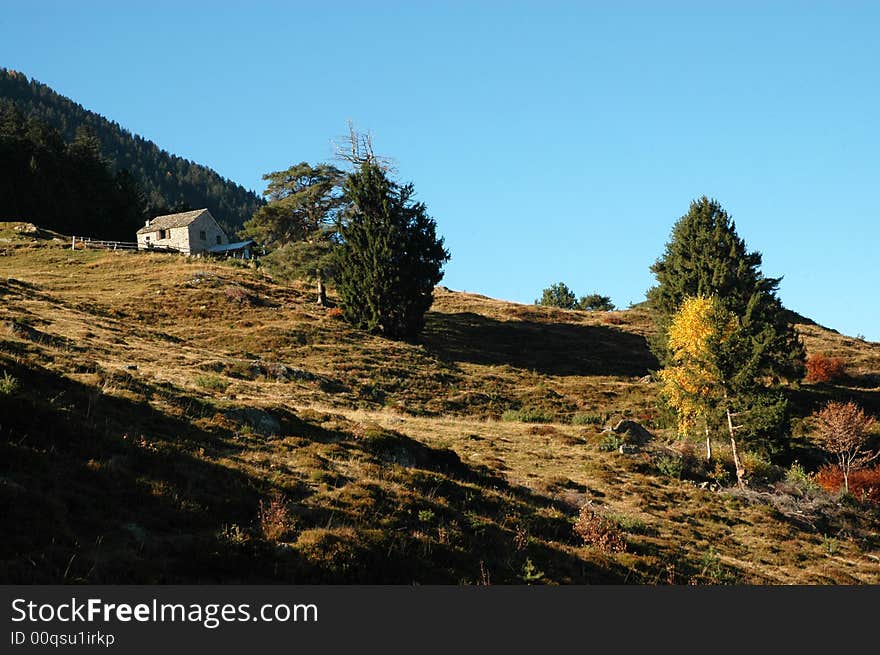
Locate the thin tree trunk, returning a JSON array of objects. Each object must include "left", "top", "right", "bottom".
[
  {"left": 705, "top": 425, "right": 713, "bottom": 461},
  {"left": 726, "top": 406, "right": 745, "bottom": 488},
  {"left": 316, "top": 270, "right": 326, "bottom": 307}
]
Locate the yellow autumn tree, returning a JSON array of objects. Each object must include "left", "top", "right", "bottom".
[{"left": 659, "top": 295, "right": 747, "bottom": 485}]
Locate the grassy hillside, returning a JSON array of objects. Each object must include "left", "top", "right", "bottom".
[{"left": 2, "top": 224, "right": 879, "bottom": 584}]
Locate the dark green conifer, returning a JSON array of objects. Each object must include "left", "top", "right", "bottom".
[
  {"left": 649, "top": 196, "right": 806, "bottom": 456},
  {"left": 243, "top": 162, "right": 345, "bottom": 305},
  {"left": 648, "top": 196, "right": 805, "bottom": 381},
  {"left": 334, "top": 160, "right": 449, "bottom": 340}
]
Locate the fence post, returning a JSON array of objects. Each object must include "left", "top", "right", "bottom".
[{"left": 71, "top": 236, "right": 76, "bottom": 251}]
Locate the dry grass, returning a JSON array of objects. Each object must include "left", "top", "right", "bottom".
[{"left": 2, "top": 228, "right": 880, "bottom": 584}]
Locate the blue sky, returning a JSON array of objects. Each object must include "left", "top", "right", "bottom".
[{"left": 2, "top": 1, "right": 877, "bottom": 340}]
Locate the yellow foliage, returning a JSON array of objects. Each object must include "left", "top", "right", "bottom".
[{"left": 660, "top": 296, "right": 736, "bottom": 436}]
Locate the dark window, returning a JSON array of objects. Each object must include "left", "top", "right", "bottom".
[
  {"left": 216, "top": 235, "right": 222, "bottom": 244},
  {"left": 200, "top": 230, "right": 206, "bottom": 240},
  {"left": 158, "top": 229, "right": 167, "bottom": 239}
]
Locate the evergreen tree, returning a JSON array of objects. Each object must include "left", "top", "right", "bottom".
[
  {"left": 649, "top": 197, "right": 804, "bottom": 457},
  {"left": 0, "top": 101, "right": 145, "bottom": 239},
  {"left": 243, "top": 162, "right": 345, "bottom": 305},
  {"left": 333, "top": 160, "right": 449, "bottom": 340},
  {"left": 648, "top": 196, "right": 805, "bottom": 382},
  {"left": 535, "top": 282, "right": 578, "bottom": 309},
  {"left": 577, "top": 293, "right": 615, "bottom": 311},
  {"left": 1, "top": 68, "right": 263, "bottom": 233}
]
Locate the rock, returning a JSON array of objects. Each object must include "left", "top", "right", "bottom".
[
  {"left": 617, "top": 444, "right": 639, "bottom": 454},
  {"left": 287, "top": 367, "right": 316, "bottom": 381},
  {"left": 611, "top": 419, "right": 655, "bottom": 445},
  {"left": 224, "top": 407, "right": 281, "bottom": 436},
  {"left": 638, "top": 374, "right": 652, "bottom": 383}
]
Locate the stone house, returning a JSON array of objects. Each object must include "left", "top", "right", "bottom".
[{"left": 136, "top": 209, "right": 229, "bottom": 255}]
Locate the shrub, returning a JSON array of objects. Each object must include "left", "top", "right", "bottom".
[
  {"left": 223, "top": 284, "right": 254, "bottom": 306},
  {"left": 740, "top": 451, "right": 782, "bottom": 483},
  {"left": 325, "top": 307, "right": 343, "bottom": 318},
  {"left": 805, "top": 354, "right": 846, "bottom": 383},
  {"left": 573, "top": 503, "right": 627, "bottom": 553},
  {"left": 194, "top": 374, "right": 229, "bottom": 392},
  {"left": 259, "top": 491, "right": 295, "bottom": 542},
  {"left": 501, "top": 408, "right": 555, "bottom": 423},
  {"left": 784, "top": 461, "right": 820, "bottom": 492},
  {"left": 815, "top": 464, "right": 880, "bottom": 503},
  {"left": 520, "top": 558, "right": 544, "bottom": 584},
  {"left": 656, "top": 454, "right": 685, "bottom": 479},
  {"left": 0, "top": 371, "right": 18, "bottom": 395},
  {"left": 571, "top": 412, "right": 604, "bottom": 426},
  {"left": 598, "top": 432, "right": 625, "bottom": 452},
  {"left": 709, "top": 461, "right": 732, "bottom": 486},
  {"left": 603, "top": 313, "right": 625, "bottom": 325}
]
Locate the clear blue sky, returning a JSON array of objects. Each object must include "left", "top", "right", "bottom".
[{"left": 2, "top": 1, "right": 877, "bottom": 340}]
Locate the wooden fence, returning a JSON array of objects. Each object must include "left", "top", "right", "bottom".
[{"left": 71, "top": 236, "right": 179, "bottom": 253}]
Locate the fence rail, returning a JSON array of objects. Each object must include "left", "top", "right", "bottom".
[
  {"left": 71, "top": 236, "right": 182, "bottom": 253},
  {"left": 71, "top": 236, "right": 138, "bottom": 251}
]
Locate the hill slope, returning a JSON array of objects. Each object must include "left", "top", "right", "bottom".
[
  {"left": 1, "top": 227, "right": 879, "bottom": 584},
  {"left": 0, "top": 69, "right": 263, "bottom": 233}
]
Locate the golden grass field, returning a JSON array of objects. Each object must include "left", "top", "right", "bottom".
[{"left": 1, "top": 222, "right": 879, "bottom": 584}]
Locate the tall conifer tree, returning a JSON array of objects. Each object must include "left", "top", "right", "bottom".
[
  {"left": 334, "top": 160, "right": 449, "bottom": 340},
  {"left": 649, "top": 197, "right": 805, "bottom": 457},
  {"left": 648, "top": 196, "right": 805, "bottom": 381}
]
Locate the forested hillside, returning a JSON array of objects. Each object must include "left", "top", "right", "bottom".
[{"left": 0, "top": 69, "right": 262, "bottom": 234}]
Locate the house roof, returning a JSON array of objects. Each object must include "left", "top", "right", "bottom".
[
  {"left": 136, "top": 209, "right": 210, "bottom": 235},
  {"left": 208, "top": 239, "right": 254, "bottom": 254}
]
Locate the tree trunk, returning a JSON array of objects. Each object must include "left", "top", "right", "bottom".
[
  {"left": 726, "top": 406, "right": 746, "bottom": 488},
  {"left": 705, "top": 425, "right": 713, "bottom": 461},
  {"left": 316, "top": 270, "right": 326, "bottom": 307}
]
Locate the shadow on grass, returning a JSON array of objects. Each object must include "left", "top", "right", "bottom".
[
  {"left": 0, "top": 359, "right": 629, "bottom": 584},
  {"left": 422, "top": 311, "right": 657, "bottom": 377}
]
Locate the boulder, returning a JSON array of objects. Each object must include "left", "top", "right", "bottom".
[
  {"left": 224, "top": 407, "right": 281, "bottom": 436},
  {"left": 610, "top": 419, "right": 655, "bottom": 445}
]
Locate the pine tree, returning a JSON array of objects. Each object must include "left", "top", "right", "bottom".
[
  {"left": 242, "top": 162, "right": 345, "bottom": 305},
  {"left": 648, "top": 196, "right": 805, "bottom": 382},
  {"left": 535, "top": 282, "right": 578, "bottom": 309},
  {"left": 333, "top": 160, "right": 449, "bottom": 340},
  {"left": 577, "top": 293, "right": 615, "bottom": 311},
  {"left": 649, "top": 198, "right": 804, "bottom": 458}
]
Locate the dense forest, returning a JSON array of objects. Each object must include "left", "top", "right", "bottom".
[
  {"left": 0, "top": 69, "right": 263, "bottom": 235},
  {"left": 0, "top": 101, "right": 145, "bottom": 240}
]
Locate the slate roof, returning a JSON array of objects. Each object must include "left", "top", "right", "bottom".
[
  {"left": 136, "top": 209, "right": 209, "bottom": 235},
  {"left": 208, "top": 239, "right": 254, "bottom": 254}
]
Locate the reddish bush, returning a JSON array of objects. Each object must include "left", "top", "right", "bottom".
[
  {"left": 573, "top": 503, "right": 627, "bottom": 553},
  {"left": 602, "top": 313, "right": 624, "bottom": 326},
  {"left": 805, "top": 354, "right": 846, "bottom": 383},
  {"left": 325, "top": 307, "right": 343, "bottom": 318},
  {"left": 815, "top": 464, "right": 880, "bottom": 503},
  {"left": 259, "top": 491, "right": 295, "bottom": 541}
]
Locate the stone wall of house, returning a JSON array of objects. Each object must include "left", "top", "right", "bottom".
[
  {"left": 186, "top": 213, "right": 229, "bottom": 254},
  {"left": 136, "top": 225, "right": 193, "bottom": 253}
]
